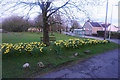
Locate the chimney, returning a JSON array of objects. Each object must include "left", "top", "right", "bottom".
[{"left": 87, "top": 20, "right": 90, "bottom": 22}]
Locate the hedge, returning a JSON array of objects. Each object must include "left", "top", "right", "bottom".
[
  {"left": 110, "top": 32, "right": 120, "bottom": 39},
  {"left": 97, "top": 31, "right": 109, "bottom": 37},
  {"left": 97, "top": 31, "right": 120, "bottom": 39}
]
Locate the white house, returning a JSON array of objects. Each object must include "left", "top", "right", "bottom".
[
  {"left": 83, "top": 20, "right": 118, "bottom": 35},
  {"left": 101, "top": 23, "right": 118, "bottom": 32},
  {"left": 83, "top": 20, "right": 103, "bottom": 35}
]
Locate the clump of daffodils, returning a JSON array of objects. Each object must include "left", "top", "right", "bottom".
[
  {"left": 1, "top": 42, "right": 46, "bottom": 54},
  {"left": 0, "top": 39, "right": 110, "bottom": 55},
  {"left": 54, "top": 39, "right": 110, "bottom": 49}
]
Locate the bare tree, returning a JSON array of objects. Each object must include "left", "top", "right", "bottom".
[
  {"left": 0, "top": 0, "right": 103, "bottom": 45},
  {"left": 71, "top": 20, "right": 82, "bottom": 29},
  {"left": 34, "top": 12, "right": 63, "bottom": 33},
  {"left": 34, "top": 14, "right": 43, "bottom": 28},
  {"left": 48, "top": 15, "right": 58, "bottom": 33},
  {"left": 2, "top": 16, "right": 30, "bottom": 32},
  {"left": 52, "top": 12, "right": 63, "bottom": 34}
]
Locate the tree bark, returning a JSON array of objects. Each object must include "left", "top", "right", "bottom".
[
  {"left": 60, "top": 28, "right": 61, "bottom": 34},
  {"left": 42, "top": 8, "right": 49, "bottom": 46},
  {"left": 43, "top": 20, "right": 49, "bottom": 46}
]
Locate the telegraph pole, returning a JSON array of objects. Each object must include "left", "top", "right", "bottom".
[{"left": 104, "top": 0, "right": 108, "bottom": 40}]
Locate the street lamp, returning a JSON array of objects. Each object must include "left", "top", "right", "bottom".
[{"left": 109, "top": 5, "right": 118, "bottom": 40}]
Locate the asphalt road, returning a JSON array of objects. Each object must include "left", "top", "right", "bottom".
[{"left": 38, "top": 49, "right": 119, "bottom": 78}]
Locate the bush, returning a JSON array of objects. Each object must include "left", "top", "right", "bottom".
[
  {"left": 2, "top": 16, "right": 31, "bottom": 32},
  {"left": 97, "top": 31, "right": 120, "bottom": 39},
  {"left": 92, "top": 34, "right": 97, "bottom": 37},
  {"left": 97, "top": 31, "right": 109, "bottom": 37},
  {"left": 110, "top": 32, "right": 120, "bottom": 39}
]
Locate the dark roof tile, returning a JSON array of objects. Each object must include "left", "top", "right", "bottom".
[{"left": 90, "top": 22, "right": 101, "bottom": 27}]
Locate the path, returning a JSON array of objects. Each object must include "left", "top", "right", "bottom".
[{"left": 38, "top": 49, "right": 119, "bottom": 78}]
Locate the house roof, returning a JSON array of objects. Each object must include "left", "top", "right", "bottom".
[
  {"left": 85, "top": 20, "right": 117, "bottom": 28},
  {"left": 101, "top": 24, "right": 111, "bottom": 28},
  {"left": 89, "top": 22, "right": 102, "bottom": 27}
]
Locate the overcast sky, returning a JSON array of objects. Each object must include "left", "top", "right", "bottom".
[
  {"left": 0, "top": 0, "right": 119, "bottom": 27},
  {"left": 96, "top": 0, "right": 119, "bottom": 27}
]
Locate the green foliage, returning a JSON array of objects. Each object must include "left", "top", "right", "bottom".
[
  {"left": 78, "top": 53, "right": 86, "bottom": 57},
  {"left": 52, "top": 44, "right": 62, "bottom": 55}
]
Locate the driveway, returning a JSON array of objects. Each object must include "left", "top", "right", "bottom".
[{"left": 38, "top": 49, "right": 119, "bottom": 78}]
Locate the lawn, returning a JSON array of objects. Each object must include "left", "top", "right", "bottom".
[
  {"left": 2, "top": 32, "right": 86, "bottom": 44},
  {"left": 1, "top": 32, "right": 119, "bottom": 78}
]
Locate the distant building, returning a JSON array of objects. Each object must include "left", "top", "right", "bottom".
[
  {"left": 83, "top": 21, "right": 103, "bottom": 35},
  {"left": 83, "top": 20, "right": 118, "bottom": 35},
  {"left": 70, "top": 24, "right": 83, "bottom": 33},
  {"left": 73, "top": 29, "right": 85, "bottom": 37},
  {"left": 101, "top": 23, "right": 118, "bottom": 32},
  {"left": 28, "top": 27, "right": 43, "bottom": 32}
]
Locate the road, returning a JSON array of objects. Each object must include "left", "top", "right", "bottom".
[{"left": 38, "top": 49, "right": 119, "bottom": 78}]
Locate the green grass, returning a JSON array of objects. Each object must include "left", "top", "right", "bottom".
[
  {"left": 2, "top": 32, "right": 120, "bottom": 78},
  {"left": 2, "top": 32, "right": 43, "bottom": 44},
  {"left": 0, "top": 54, "right": 1, "bottom": 79},
  {"left": 2, "top": 32, "right": 86, "bottom": 44}
]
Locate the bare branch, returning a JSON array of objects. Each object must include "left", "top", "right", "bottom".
[
  {"left": 1, "top": 2, "right": 22, "bottom": 15},
  {"left": 46, "top": 2, "right": 51, "bottom": 10},
  {"left": 9, "top": 5, "right": 29, "bottom": 14},
  {"left": 67, "top": 2, "right": 86, "bottom": 13},
  {"left": 47, "top": 0, "right": 70, "bottom": 18},
  {"left": 18, "top": 1, "right": 38, "bottom": 6},
  {"left": 26, "top": 5, "right": 35, "bottom": 18}
]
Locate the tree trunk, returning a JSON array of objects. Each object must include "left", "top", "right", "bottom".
[
  {"left": 59, "top": 25, "right": 61, "bottom": 34},
  {"left": 42, "top": 9, "right": 50, "bottom": 46},
  {"left": 43, "top": 18, "right": 49, "bottom": 46},
  {"left": 60, "top": 28, "right": 61, "bottom": 34}
]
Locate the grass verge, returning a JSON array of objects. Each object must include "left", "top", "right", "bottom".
[{"left": 2, "top": 42, "right": 119, "bottom": 78}]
